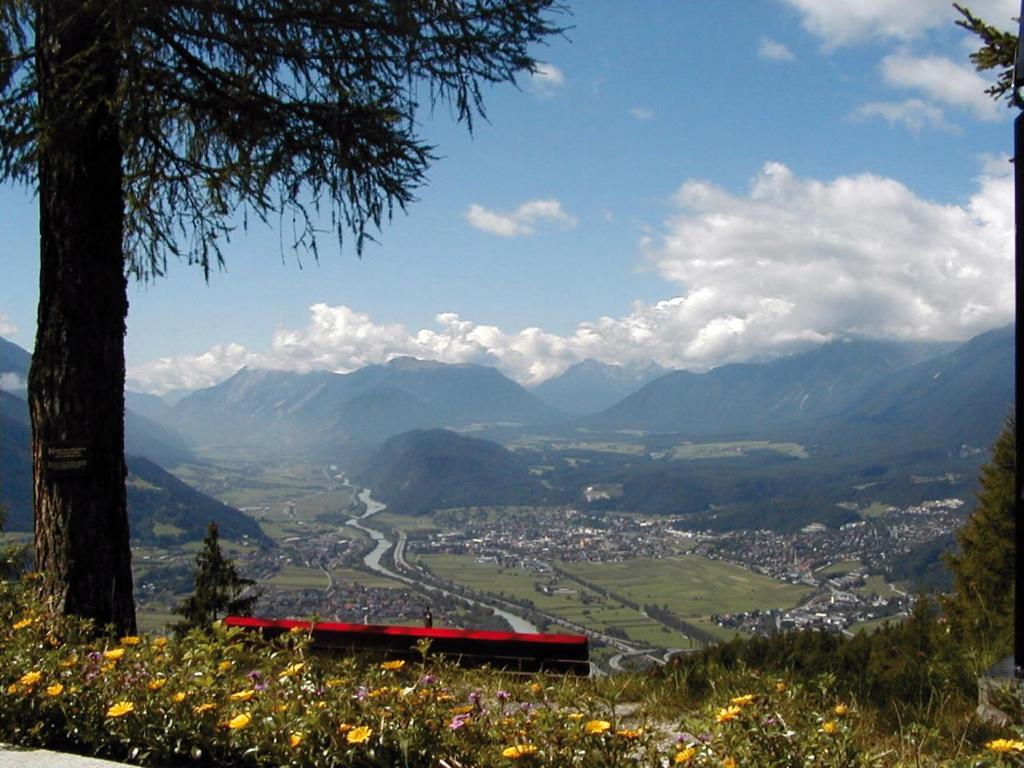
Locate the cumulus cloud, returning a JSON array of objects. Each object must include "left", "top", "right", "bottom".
[
  {"left": 127, "top": 342, "right": 263, "bottom": 395},
  {"left": 527, "top": 62, "right": 564, "bottom": 96},
  {"left": 758, "top": 37, "right": 795, "bottom": 62},
  {"left": 641, "top": 161, "right": 1011, "bottom": 362},
  {"left": 465, "top": 198, "right": 577, "bottom": 237},
  {"left": 0, "top": 373, "right": 26, "bottom": 392},
  {"left": 129, "top": 162, "right": 1012, "bottom": 393},
  {"left": 629, "top": 106, "right": 656, "bottom": 120},
  {"left": 849, "top": 98, "right": 958, "bottom": 133},
  {"left": 881, "top": 53, "right": 1001, "bottom": 121},
  {"left": 0, "top": 312, "right": 18, "bottom": 337},
  {"left": 780, "top": 0, "right": 1017, "bottom": 47}
]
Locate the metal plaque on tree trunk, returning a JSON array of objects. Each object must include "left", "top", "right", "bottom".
[{"left": 44, "top": 442, "right": 92, "bottom": 478}]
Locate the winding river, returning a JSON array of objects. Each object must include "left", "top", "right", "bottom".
[{"left": 346, "top": 488, "right": 539, "bottom": 634}]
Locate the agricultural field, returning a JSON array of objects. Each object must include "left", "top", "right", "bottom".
[
  {"left": 416, "top": 554, "right": 693, "bottom": 649},
  {"left": 815, "top": 560, "right": 862, "bottom": 577},
  {"left": 559, "top": 555, "right": 813, "bottom": 619},
  {"left": 654, "top": 440, "right": 809, "bottom": 461}
]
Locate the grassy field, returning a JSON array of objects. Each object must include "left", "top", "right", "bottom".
[
  {"left": 560, "top": 556, "right": 813, "bottom": 618},
  {"left": 330, "top": 567, "right": 406, "bottom": 590},
  {"left": 417, "top": 554, "right": 693, "bottom": 648},
  {"left": 372, "top": 512, "right": 442, "bottom": 534},
  {"left": 263, "top": 565, "right": 329, "bottom": 590},
  {"left": 816, "top": 559, "right": 862, "bottom": 577},
  {"left": 656, "top": 441, "right": 809, "bottom": 461}
]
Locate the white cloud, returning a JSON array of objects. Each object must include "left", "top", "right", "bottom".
[
  {"left": 641, "top": 161, "right": 1011, "bottom": 363},
  {"left": 629, "top": 106, "right": 656, "bottom": 120},
  {"left": 881, "top": 53, "right": 1002, "bottom": 121},
  {"left": 0, "top": 373, "right": 26, "bottom": 392},
  {"left": 465, "top": 198, "right": 577, "bottom": 237},
  {"left": 129, "top": 163, "right": 1012, "bottom": 393},
  {"left": 127, "top": 342, "right": 262, "bottom": 395},
  {"left": 0, "top": 312, "right": 18, "bottom": 337},
  {"left": 849, "top": 98, "right": 959, "bottom": 133},
  {"left": 758, "top": 37, "right": 795, "bottom": 62},
  {"left": 779, "top": 0, "right": 1017, "bottom": 47},
  {"left": 527, "top": 62, "right": 564, "bottom": 96}
]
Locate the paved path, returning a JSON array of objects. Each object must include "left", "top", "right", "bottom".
[{"left": 0, "top": 745, "right": 135, "bottom": 768}]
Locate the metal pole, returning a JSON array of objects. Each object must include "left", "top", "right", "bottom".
[
  {"left": 1015, "top": 0, "right": 1024, "bottom": 680},
  {"left": 1015, "top": 109, "right": 1024, "bottom": 678}
]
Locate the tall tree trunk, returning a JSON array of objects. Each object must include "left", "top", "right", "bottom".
[{"left": 29, "top": 0, "right": 135, "bottom": 634}]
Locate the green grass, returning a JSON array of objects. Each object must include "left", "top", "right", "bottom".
[
  {"left": 151, "top": 522, "right": 186, "bottom": 537},
  {"left": 559, "top": 556, "right": 813, "bottom": 618},
  {"left": 417, "top": 554, "right": 726, "bottom": 647},
  {"left": 330, "top": 567, "right": 406, "bottom": 590},
  {"left": 855, "top": 575, "right": 898, "bottom": 598},
  {"left": 858, "top": 502, "right": 892, "bottom": 519},
  {"left": 372, "top": 512, "right": 441, "bottom": 534},
  {"left": 816, "top": 560, "right": 862, "bottom": 577},
  {"left": 263, "top": 565, "right": 329, "bottom": 590}
]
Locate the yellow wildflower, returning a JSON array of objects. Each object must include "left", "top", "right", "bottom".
[
  {"left": 19, "top": 671, "right": 42, "bottom": 687},
  {"left": 12, "top": 617, "right": 33, "bottom": 630},
  {"left": 288, "top": 625, "right": 306, "bottom": 634},
  {"left": 380, "top": 659, "right": 406, "bottom": 671},
  {"left": 103, "top": 648, "right": 125, "bottom": 661},
  {"left": 119, "top": 636, "right": 141, "bottom": 646},
  {"left": 730, "top": 694, "right": 755, "bottom": 706},
  {"left": 148, "top": 678, "right": 167, "bottom": 691},
  {"left": 100, "top": 662, "right": 115, "bottom": 673},
  {"left": 7, "top": 683, "right": 18, "bottom": 694},
  {"left": 775, "top": 682, "right": 786, "bottom": 692},
  {"left": 326, "top": 678, "right": 347, "bottom": 688},
  {"left": 59, "top": 655, "right": 77, "bottom": 668},
  {"left": 584, "top": 719, "right": 611, "bottom": 735},
  {"left": 106, "top": 701, "right": 134, "bottom": 718},
  {"left": 821, "top": 720, "right": 839, "bottom": 735},
  {"left": 833, "top": 703, "right": 848, "bottom": 716},
  {"left": 152, "top": 637, "right": 168, "bottom": 649},
  {"left": 617, "top": 728, "right": 643, "bottom": 739},
  {"left": 716, "top": 705, "right": 742, "bottom": 723},
  {"left": 46, "top": 683, "right": 64, "bottom": 697},
  {"left": 529, "top": 682, "right": 543, "bottom": 696},
  {"left": 171, "top": 692, "right": 187, "bottom": 703},
  {"left": 675, "top": 747, "right": 697, "bottom": 764},
  {"left": 502, "top": 744, "right": 538, "bottom": 759},
  {"left": 289, "top": 733, "right": 303, "bottom": 748},
  {"left": 280, "top": 662, "right": 305, "bottom": 678},
  {"left": 228, "top": 689, "right": 255, "bottom": 702},
  {"left": 217, "top": 660, "right": 234, "bottom": 672},
  {"left": 723, "top": 759, "right": 737, "bottom": 768},
  {"left": 346, "top": 725, "right": 372, "bottom": 744},
  {"left": 338, "top": 723, "right": 353, "bottom": 733},
  {"left": 227, "top": 713, "right": 251, "bottom": 730},
  {"left": 194, "top": 702, "right": 216, "bottom": 714},
  {"left": 987, "top": 739, "right": 1024, "bottom": 753},
  {"left": 567, "top": 712, "right": 584, "bottom": 721},
  {"left": 451, "top": 704, "right": 474, "bottom": 715}
]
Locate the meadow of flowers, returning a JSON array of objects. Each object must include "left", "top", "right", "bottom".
[{"left": 1, "top": 580, "right": 1023, "bottom": 767}]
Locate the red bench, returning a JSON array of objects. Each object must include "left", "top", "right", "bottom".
[{"left": 225, "top": 616, "right": 590, "bottom": 675}]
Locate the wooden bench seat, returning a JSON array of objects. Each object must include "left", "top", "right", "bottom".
[{"left": 225, "top": 616, "right": 590, "bottom": 675}]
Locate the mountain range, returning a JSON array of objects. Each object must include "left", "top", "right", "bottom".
[
  {"left": 530, "top": 359, "right": 667, "bottom": 414},
  {"left": 1, "top": 325, "right": 1013, "bottom": 532},
  {"left": 167, "top": 356, "right": 564, "bottom": 452}
]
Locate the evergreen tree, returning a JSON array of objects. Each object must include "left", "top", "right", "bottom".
[
  {"left": 176, "top": 523, "right": 258, "bottom": 632},
  {"left": 944, "top": 421, "right": 1015, "bottom": 654},
  {"left": 0, "top": 0, "right": 564, "bottom": 633}
]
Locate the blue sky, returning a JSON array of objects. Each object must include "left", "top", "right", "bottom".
[{"left": 0, "top": 0, "right": 1018, "bottom": 393}]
